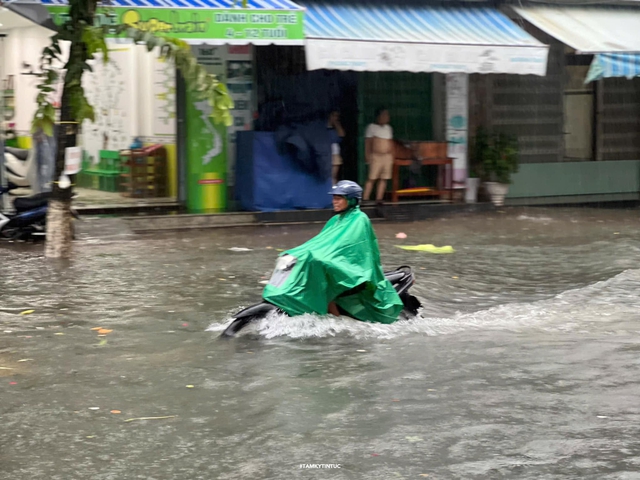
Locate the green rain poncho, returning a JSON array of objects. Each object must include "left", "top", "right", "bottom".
[{"left": 262, "top": 206, "right": 403, "bottom": 324}]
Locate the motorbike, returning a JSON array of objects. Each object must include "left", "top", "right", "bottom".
[
  {"left": 3, "top": 146, "right": 35, "bottom": 189},
  {"left": 220, "top": 265, "right": 421, "bottom": 338},
  {"left": 0, "top": 186, "right": 79, "bottom": 241}
]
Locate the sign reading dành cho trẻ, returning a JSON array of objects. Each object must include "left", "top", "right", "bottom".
[{"left": 45, "top": 7, "right": 304, "bottom": 44}]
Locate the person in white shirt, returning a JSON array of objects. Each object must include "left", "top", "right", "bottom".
[{"left": 364, "top": 108, "right": 393, "bottom": 204}]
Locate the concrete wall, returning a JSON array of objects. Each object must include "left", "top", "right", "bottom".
[
  {"left": 506, "top": 160, "right": 640, "bottom": 204},
  {"left": 1, "top": 25, "right": 65, "bottom": 135}
]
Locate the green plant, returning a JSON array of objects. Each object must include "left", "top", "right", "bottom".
[{"left": 472, "top": 127, "right": 519, "bottom": 184}]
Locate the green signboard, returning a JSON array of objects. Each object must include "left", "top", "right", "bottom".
[{"left": 46, "top": 6, "right": 304, "bottom": 43}]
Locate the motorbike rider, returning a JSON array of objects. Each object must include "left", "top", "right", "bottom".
[
  {"left": 262, "top": 180, "right": 403, "bottom": 324},
  {"left": 327, "top": 181, "right": 370, "bottom": 315}
]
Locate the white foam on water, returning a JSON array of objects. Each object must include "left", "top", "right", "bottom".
[
  {"left": 207, "top": 269, "right": 640, "bottom": 340},
  {"left": 516, "top": 214, "right": 554, "bottom": 223}
]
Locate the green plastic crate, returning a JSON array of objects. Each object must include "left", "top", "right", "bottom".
[
  {"left": 85, "top": 171, "right": 100, "bottom": 190},
  {"left": 76, "top": 172, "right": 85, "bottom": 188},
  {"left": 99, "top": 172, "right": 120, "bottom": 192},
  {"left": 99, "top": 150, "right": 121, "bottom": 172}
]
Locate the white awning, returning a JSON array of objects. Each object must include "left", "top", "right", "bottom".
[
  {"left": 514, "top": 6, "right": 640, "bottom": 54},
  {"left": 304, "top": 2, "right": 549, "bottom": 76}
]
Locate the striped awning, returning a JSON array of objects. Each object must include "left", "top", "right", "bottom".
[
  {"left": 586, "top": 53, "right": 640, "bottom": 83},
  {"left": 513, "top": 7, "right": 640, "bottom": 82},
  {"left": 41, "top": 0, "right": 302, "bottom": 9},
  {"left": 303, "top": 2, "right": 549, "bottom": 75}
]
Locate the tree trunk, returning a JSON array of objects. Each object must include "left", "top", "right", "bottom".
[
  {"left": 45, "top": 199, "right": 73, "bottom": 258},
  {"left": 45, "top": 50, "right": 79, "bottom": 259}
]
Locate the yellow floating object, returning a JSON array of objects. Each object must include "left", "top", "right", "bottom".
[
  {"left": 20, "top": 310, "right": 35, "bottom": 315},
  {"left": 395, "top": 244, "right": 455, "bottom": 254}
]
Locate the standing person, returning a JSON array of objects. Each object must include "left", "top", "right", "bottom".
[
  {"left": 364, "top": 107, "right": 393, "bottom": 205},
  {"left": 327, "top": 110, "right": 345, "bottom": 185}
]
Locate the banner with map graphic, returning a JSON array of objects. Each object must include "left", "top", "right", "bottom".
[{"left": 186, "top": 45, "right": 227, "bottom": 213}]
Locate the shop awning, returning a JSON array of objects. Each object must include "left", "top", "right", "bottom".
[
  {"left": 303, "top": 2, "right": 549, "bottom": 75},
  {"left": 513, "top": 7, "right": 640, "bottom": 54},
  {"left": 0, "top": 0, "right": 56, "bottom": 31},
  {"left": 42, "top": 0, "right": 305, "bottom": 45},
  {"left": 586, "top": 53, "right": 640, "bottom": 83}
]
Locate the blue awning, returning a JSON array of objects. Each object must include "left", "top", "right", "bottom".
[
  {"left": 303, "top": 2, "right": 549, "bottom": 75},
  {"left": 41, "top": 0, "right": 302, "bottom": 10},
  {"left": 586, "top": 53, "right": 640, "bottom": 83}
]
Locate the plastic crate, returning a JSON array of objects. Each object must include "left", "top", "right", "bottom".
[
  {"left": 84, "top": 171, "right": 100, "bottom": 190},
  {"left": 99, "top": 150, "right": 121, "bottom": 172},
  {"left": 76, "top": 172, "right": 86, "bottom": 188},
  {"left": 99, "top": 172, "right": 120, "bottom": 192},
  {"left": 82, "top": 151, "right": 92, "bottom": 172}
]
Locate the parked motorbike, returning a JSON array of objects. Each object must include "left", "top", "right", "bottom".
[
  {"left": 221, "top": 265, "right": 421, "bottom": 338},
  {"left": 0, "top": 186, "right": 79, "bottom": 241},
  {"left": 3, "top": 146, "right": 35, "bottom": 189}
]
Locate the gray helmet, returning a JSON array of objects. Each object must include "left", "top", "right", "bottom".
[{"left": 329, "top": 180, "right": 363, "bottom": 201}]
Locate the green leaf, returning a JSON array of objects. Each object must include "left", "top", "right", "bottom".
[
  {"left": 82, "top": 26, "right": 108, "bottom": 61},
  {"left": 44, "top": 104, "right": 55, "bottom": 119},
  {"left": 32, "top": 117, "right": 55, "bottom": 137}
]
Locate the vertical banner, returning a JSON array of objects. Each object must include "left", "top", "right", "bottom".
[
  {"left": 186, "top": 46, "right": 227, "bottom": 212},
  {"left": 226, "top": 45, "right": 254, "bottom": 187},
  {"left": 445, "top": 73, "right": 469, "bottom": 185}
]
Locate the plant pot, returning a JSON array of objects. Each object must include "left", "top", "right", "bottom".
[
  {"left": 484, "top": 182, "right": 509, "bottom": 206},
  {"left": 465, "top": 177, "right": 480, "bottom": 204}
]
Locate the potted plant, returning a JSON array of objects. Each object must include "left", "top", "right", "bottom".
[{"left": 474, "top": 127, "right": 519, "bottom": 206}]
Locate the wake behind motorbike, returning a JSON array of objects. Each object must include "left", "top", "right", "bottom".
[{"left": 221, "top": 263, "right": 421, "bottom": 338}]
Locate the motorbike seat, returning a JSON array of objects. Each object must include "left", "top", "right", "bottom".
[
  {"left": 5, "top": 147, "right": 29, "bottom": 161},
  {"left": 14, "top": 193, "right": 50, "bottom": 213}
]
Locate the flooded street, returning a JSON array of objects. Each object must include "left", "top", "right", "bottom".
[{"left": 1, "top": 208, "right": 640, "bottom": 479}]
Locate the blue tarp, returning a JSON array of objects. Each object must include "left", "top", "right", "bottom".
[
  {"left": 236, "top": 131, "right": 332, "bottom": 212},
  {"left": 275, "top": 120, "right": 333, "bottom": 180},
  {"left": 586, "top": 53, "right": 640, "bottom": 83}
]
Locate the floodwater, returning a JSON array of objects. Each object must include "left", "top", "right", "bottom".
[{"left": 1, "top": 207, "right": 639, "bottom": 480}]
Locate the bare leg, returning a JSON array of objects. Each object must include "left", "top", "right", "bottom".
[
  {"left": 332, "top": 165, "right": 340, "bottom": 185},
  {"left": 328, "top": 302, "right": 340, "bottom": 316},
  {"left": 363, "top": 179, "right": 375, "bottom": 201},
  {"left": 376, "top": 179, "right": 387, "bottom": 202}
]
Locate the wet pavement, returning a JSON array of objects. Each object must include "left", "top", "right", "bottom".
[{"left": 1, "top": 207, "right": 639, "bottom": 479}]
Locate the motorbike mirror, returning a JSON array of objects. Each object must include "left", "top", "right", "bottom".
[{"left": 275, "top": 254, "right": 296, "bottom": 272}]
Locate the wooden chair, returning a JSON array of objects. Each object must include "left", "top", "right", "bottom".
[{"left": 391, "top": 141, "right": 453, "bottom": 203}]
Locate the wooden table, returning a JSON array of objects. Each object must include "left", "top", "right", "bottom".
[{"left": 391, "top": 141, "right": 453, "bottom": 203}]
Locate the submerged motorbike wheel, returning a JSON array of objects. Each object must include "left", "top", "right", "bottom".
[
  {"left": 0, "top": 225, "right": 23, "bottom": 240},
  {"left": 220, "top": 315, "right": 261, "bottom": 338}
]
